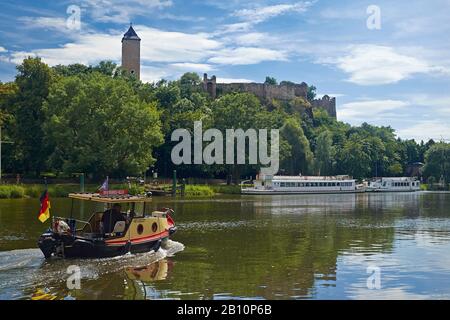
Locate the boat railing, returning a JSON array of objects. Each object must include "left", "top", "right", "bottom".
[{"left": 52, "top": 216, "right": 93, "bottom": 233}]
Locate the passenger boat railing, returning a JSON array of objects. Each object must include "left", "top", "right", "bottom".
[{"left": 52, "top": 216, "right": 93, "bottom": 234}]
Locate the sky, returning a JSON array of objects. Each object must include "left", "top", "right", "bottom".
[{"left": 0, "top": 0, "right": 449, "bottom": 142}]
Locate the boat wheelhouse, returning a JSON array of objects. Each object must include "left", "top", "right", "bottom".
[
  {"left": 38, "top": 192, "right": 177, "bottom": 259},
  {"left": 241, "top": 174, "right": 364, "bottom": 195},
  {"left": 367, "top": 177, "right": 421, "bottom": 192}
]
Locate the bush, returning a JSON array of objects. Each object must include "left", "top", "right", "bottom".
[
  {"left": 184, "top": 185, "right": 215, "bottom": 197},
  {"left": 210, "top": 185, "right": 243, "bottom": 194},
  {"left": 9, "top": 186, "right": 25, "bottom": 198},
  {"left": 0, "top": 185, "right": 26, "bottom": 198},
  {"left": 25, "top": 185, "right": 44, "bottom": 198}
]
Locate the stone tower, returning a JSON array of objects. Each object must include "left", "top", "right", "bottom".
[{"left": 122, "top": 24, "right": 141, "bottom": 80}]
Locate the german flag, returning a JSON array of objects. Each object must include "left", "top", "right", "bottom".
[{"left": 38, "top": 190, "right": 51, "bottom": 223}]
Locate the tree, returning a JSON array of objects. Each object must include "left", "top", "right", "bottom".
[
  {"left": 264, "top": 77, "right": 278, "bottom": 85},
  {"left": 280, "top": 117, "right": 313, "bottom": 175},
  {"left": 178, "top": 72, "right": 203, "bottom": 99},
  {"left": 10, "top": 57, "right": 53, "bottom": 175},
  {"left": 208, "top": 93, "right": 284, "bottom": 181},
  {"left": 307, "top": 85, "right": 317, "bottom": 101},
  {"left": 44, "top": 72, "right": 163, "bottom": 178},
  {"left": 314, "top": 130, "right": 334, "bottom": 175},
  {"left": 339, "top": 138, "right": 372, "bottom": 179},
  {"left": 423, "top": 142, "right": 450, "bottom": 185}
]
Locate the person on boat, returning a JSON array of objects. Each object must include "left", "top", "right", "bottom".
[{"left": 101, "top": 204, "right": 127, "bottom": 234}]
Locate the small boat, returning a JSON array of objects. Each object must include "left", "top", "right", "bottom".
[
  {"left": 38, "top": 191, "right": 177, "bottom": 259},
  {"left": 241, "top": 174, "right": 365, "bottom": 195},
  {"left": 367, "top": 177, "right": 421, "bottom": 192}
]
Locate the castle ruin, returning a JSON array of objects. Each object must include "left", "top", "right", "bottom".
[{"left": 202, "top": 74, "right": 337, "bottom": 119}]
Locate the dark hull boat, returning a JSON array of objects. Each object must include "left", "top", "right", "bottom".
[{"left": 38, "top": 192, "right": 177, "bottom": 259}]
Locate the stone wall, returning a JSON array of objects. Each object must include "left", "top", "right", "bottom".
[
  {"left": 312, "top": 95, "right": 337, "bottom": 118},
  {"left": 203, "top": 74, "right": 336, "bottom": 119}
]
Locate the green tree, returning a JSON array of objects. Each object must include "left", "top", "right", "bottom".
[
  {"left": 339, "top": 137, "right": 372, "bottom": 179},
  {"left": 44, "top": 72, "right": 163, "bottom": 178},
  {"left": 10, "top": 57, "right": 53, "bottom": 175},
  {"left": 307, "top": 85, "right": 317, "bottom": 101},
  {"left": 178, "top": 72, "right": 204, "bottom": 99},
  {"left": 423, "top": 142, "right": 450, "bottom": 185},
  {"left": 314, "top": 130, "right": 334, "bottom": 175},
  {"left": 264, "top": 77, "right": 277, "bottom": 85},
  {"left": 280, "top": 117, "right": 313, "bottom": 175},
  {"left": 210, "top": 93, "right": 283, "bottom": 182}
]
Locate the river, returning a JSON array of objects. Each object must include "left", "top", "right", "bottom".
[{"left": 1, "top": 192, "right": 450, "bottom": 300}]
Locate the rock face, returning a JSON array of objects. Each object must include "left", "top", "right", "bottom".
[{"left": 202, "top": 74, "right": 337, "bottom": 119}]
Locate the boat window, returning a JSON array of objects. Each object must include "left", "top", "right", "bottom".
[{"left": 280, "top": 182, "right": 285, "bottom": 187}]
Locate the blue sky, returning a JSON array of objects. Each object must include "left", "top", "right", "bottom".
[{"left": 0, "top": 0, "right": 449, "bottom": 141}]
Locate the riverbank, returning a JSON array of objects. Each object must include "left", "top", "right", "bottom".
[{"left": 0, "top": 184, "right": 242, "bottom": 199}]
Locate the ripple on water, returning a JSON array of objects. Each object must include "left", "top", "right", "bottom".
[{"left": 0, "top": 240, "right": 185, "bottom": 300}]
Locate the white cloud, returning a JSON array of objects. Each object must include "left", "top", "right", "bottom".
[
  {"left": 218, "top": 22, "right": 253, "bottom": 34},
  {"left": 5, "top": 26, "right": 221, "bottom": 67},
  {"left": 233, "top": 33, "right": 267, "bottom": 46},
  {"left": 208, "top": 47, "right": 287, "bottom": 65},
  {"left": 137, "top": 26, "right": 221, "bottom": 63},
  {"left": 218, "top": 1, "right": 314, "bottom": 35},
  {"left": 8, "top": 34, "right": 121, "bottom": 66},
  {"left": 339, "top": 99, "right": 410, "bottom": 123},
  {"left": 140, "top": 65, "right": 171, "bottom": 83},
  {"left": 19, "top": 17, "right": 70, "bottom": 32},
  {"left": 233, "top": 2, "right": 314, "bottom": 23},
  {"left": 83, "top": 0, "right": 173, "bottom": 23},
  {"left": 329, "top": 45, "right": 435, "bottom": 85},
  {"left": 0, "top": 47, "right": 7, "bottom": 53},
  {"left": 396, "top": 120, "right": 450, "bottom": 142},
  {"left": 169, "top": 63, "right": 215, "bottom": 72}
]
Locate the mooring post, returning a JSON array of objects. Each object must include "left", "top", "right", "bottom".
[
  {"left": 172, "top": 170, "right": 177, "bottom": 197},
  {"left": 80, "top": 173, "right": 85, "bottom": 192}
]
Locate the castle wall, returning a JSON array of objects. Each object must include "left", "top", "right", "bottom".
[
  {"left": 311, "top": 96, "right": 337, "bottom": 118},
  {"left": 203, "top": 74, "right": 336, "bottom": 119},
  {"left": 215, "top": 82, "right": 308, "bottom": 104}
]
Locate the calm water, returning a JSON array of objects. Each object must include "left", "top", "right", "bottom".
[{"left": 1, "top": 192, "right": 450, "bottom": 300}]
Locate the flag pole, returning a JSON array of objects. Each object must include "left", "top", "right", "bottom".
[{"left": 44, "top": 177, "right": 51, "bottom": 229}]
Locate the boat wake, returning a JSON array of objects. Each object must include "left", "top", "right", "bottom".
[{"left": 0, "top": 240, "right": 185, "bottom": 300}]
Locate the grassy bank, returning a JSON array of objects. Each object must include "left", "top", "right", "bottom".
[
  {"left": 0, "top": 184, "right": 87, "bottom": 199},
  {"left": 0, "top": 183, "right": 242, "bottom": 199}
]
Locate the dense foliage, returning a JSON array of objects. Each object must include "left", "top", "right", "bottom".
[{"left": 0, "top": 57, "right": 448, "bottom": 185}]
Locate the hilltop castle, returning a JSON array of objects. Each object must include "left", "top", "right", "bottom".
[
  {"left": 202, "top": 74, "right": 336, "bottom": 118},
  {"left": 121, "top": 26, "right": 337, "bottom": 118}
]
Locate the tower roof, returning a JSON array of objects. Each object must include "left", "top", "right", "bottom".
[{"left": 122, "top": 25, "right": 141, "bottom": 42}]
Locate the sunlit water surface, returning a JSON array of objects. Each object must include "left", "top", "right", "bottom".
[{"left": 1, "top": 192, "right": 450, "bottom": 300}]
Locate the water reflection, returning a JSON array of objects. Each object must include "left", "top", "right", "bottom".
[{"left": 0, "top": 192, "right": 450, "bottom": 299}]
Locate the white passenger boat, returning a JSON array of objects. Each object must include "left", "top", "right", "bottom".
[
  {"left": 367, "top": 177, "right": 421, "bottom": 192},
  {"left": 241, "top": 174, "right": 365, "bottom": 195}
]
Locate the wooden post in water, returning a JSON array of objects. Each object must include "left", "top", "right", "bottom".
[
  {"left": 172, "top": 170, "right": 177, "bottom": 197},
  {"left": 80, "top": 173, "right": 85, "bottom": 192}
]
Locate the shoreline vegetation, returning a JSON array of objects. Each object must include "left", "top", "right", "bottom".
[
  {"left": 0, "top": 183, "right": 242, "bottom": 199},
  {"left": 0, "top": 182, "right": 444, "bottom": 199}
]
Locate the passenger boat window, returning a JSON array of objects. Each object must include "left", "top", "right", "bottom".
[{"left": 280, "top": 182, "right": 286, "bottom": 187}]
